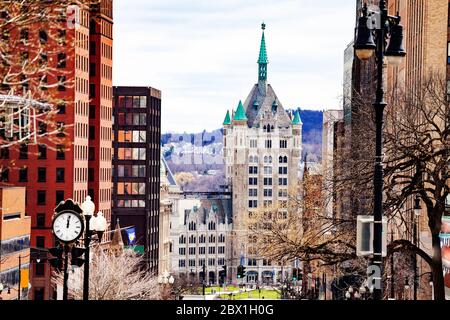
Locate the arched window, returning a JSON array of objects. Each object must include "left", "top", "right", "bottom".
[
  {"left": 284, "top": 156, "right": 288, "bottom": 163},
  {"left": 279, "top": 156, "right": 283, "bottom": 163},
  {"left": 264, "top": 156, "right": 268, "bottom": 163},
  {"left": 179, "top": 235, "right": 186, "bottom": 244},
  {"left": 249, "top": 155, "right": 254, "bottom": 163},
  {"left": 209, "top": 234, "right": 216, "bottom": 243},
  {"left": 269, "top": 156, "right": 272, "bottom": 163}
]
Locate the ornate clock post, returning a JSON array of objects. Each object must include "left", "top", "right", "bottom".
[{"left": 51, "top": 199, "right": 85, "bottom": 300}]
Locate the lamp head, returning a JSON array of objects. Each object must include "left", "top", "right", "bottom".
[
  {"left": 385, "top": 23, "right": 406, "bottom": 65},
  {"left": 81, "top": 195, "right": 95, "bottom": 216},
  {"left": 354, "top": 4, "right": 376, "bottom": 61}
]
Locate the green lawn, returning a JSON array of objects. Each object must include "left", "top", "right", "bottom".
[
  {"left": 218, "top": 289, "right": 281, "bottom": 300},
  {"left": 205, "top": 285, "right": 239, "bottom": 294}
]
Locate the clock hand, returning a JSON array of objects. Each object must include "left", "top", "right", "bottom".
[{"left": 66, "top": 215, "right": 71, "bottom": 228}]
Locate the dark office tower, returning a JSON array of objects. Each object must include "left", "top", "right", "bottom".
[{"left": 112, "top": 86, "right": 161, "bottom": 272}]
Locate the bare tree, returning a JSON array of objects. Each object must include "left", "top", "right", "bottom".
[
  {"left": 53, "top": 249, "right": 163, "bottom": 300},
  {"left": 382, "top": 72, "right": 449, "bottom": 300}
]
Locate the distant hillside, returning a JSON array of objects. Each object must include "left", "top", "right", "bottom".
[{"left": 161, "top": 109, "right": 324, "bottom": 173}]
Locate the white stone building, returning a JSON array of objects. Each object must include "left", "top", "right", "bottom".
[
  {"left": 169, "top": 194, "right": 232, "bottom": 285},
  {"left": 222, "top": 23, "right": 303, "bottom": 284}
]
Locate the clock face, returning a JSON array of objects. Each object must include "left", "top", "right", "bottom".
[{"left": 52, "top": 211, "right": 84, "bottom": 243}]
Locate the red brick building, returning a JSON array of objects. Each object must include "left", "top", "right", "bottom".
[{"left": 0, "top": 0, "right": 113, "bottom": 300}]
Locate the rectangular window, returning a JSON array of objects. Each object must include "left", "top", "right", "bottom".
[
  {"left": 90, "top": 41, "right": 96, "bottom": 55},
  {"left": 89, "top": 126, "right": 95, "bottom": 140},
  {"left": 265, "top": 140, "right": 272, "bottom": 149},
  {"left": 178, "top": 260, "right": 186, "bottom": 268},
  {"left": 39, "top": 30, "right": 48, "bottom": 44},
  {"left": 90, "top": 84, "right": 95, "bottom": 98},
  {"left": 37, "top": 191, "right": 46, "bottom": 205},
  {"left": 88, "top": 168, "right": 94, "bottom": 182},
  {"left": 89, "top": 105, "right": 95, "bottom": 119},
  {"left": 57, "top": 53, "right": 66, "bottom": 68},
  {"left": 278, "top": 167, "right": 288, "bottom": 175},
  {"left": 37, "top": 167, "right": 46, "bottom": 182},
  {"left": 248, "top": 200, "right": 257, "bottom": 208},
  {"left": 0, "top": 148, "right": 9, "bottom": 159},
  {"left": 88, "top": 147, "right": 95, "bottom": 161},
  {"left": 38, "top": 144, "right": 47, "bottom": 159},
  {"left": 264, "top": 166, "right": 272, "bottom": 175},
  {"left": 448, "top": 42, "right": 450, "bottom": 64},
  {"left": 0, "top": 168, "right": 9, "bottom": 182},
  {"left": 57, "top": 76, "right": 66, "bottom": 91},
  {"left": 58, "top": 103, "right": 66, "bottom": 114},
  {"left": 264, "top": 189, "right": 272, "bottom": 197},
  {"left": 199, "top": 247, "right": 206, "bottom": 255},
  {"left": 89, "top": 62, "right": 96, "bottom": 76},
  {"left": 263, "top": 178, "right": 272, "bottom": 186},
  {"left": 279, "top": 178, "right": 288, "bottom": 186},
  {"left": 140, "top": 96, "right": 147, "bottom": 108},
  {"left": 35, "top": 262, "right": 45, "bottom": 277},
  {"left": 36, "top": 236, "right": 45, "bottom": 249},
  {"left": 56, "top": 168, "right": 65, "bottom": 182},
  {"left": 19, "top": 167, "right": 28, "bottom": 182},
  {"left": 250, "top": 139, "right": 257, "bottom": 148},
  {"left": 249, "top": 189, "right": 257, "bottom": 197},
  {"left": 280, "top": 140, "right": 287, "bottom": 148},
  {"left": 36, "top": 214, "right": 45, "bottom": 228},
  {"left": 56, "top": 191, "right": 64, "bottom": 205},
  {"left": 249, "top": 166, "right": 258, "bottom": 174},
  {"left": 249, "top": 177, "right": 258, "bottom": 185},
  {"left": 179, "top": 247, "right": 186, "bottom": 255},
  {"left": 56, "top": 145, "right": 65, "bottom": 160},
  {"left": 19, "top": 144, "right": 28, "bottom": 159}
]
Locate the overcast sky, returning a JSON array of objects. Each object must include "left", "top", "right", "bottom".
[{"left": 113, "top": 0, "right": 356, "bottom": 133}]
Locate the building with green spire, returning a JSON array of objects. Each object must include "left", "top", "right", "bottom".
[
  {"left": 222, "top": 23, "right": 303, "bottom": 284},
  {"left": 223, "top": 110, "right": 231, "bottom": 125}
]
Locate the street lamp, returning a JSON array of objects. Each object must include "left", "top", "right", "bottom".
[
  {"left": 412, "top": 195, "right": 421, "bottom": 300},
  {"left": 81, "top": 195, "right": 107, "bottom": 301},
  {"left": 354, "top": 1, "right": 406, "bottom": 301}
]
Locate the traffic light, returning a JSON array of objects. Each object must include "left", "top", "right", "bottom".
[
  {"left": 237, "top": 265, "right": 246, "bottom": 279},
  {"left": 293, "top": 268, "right": 298, "bottom": 281},
  {"left": 71, "top": 246, "right": 86, "bottom": 267},
  {"left": 48, "top": 247, "right": 63, "bottom": 270},
  {"left": 219, "top": 265, "right": 227, "bottom": 284}
]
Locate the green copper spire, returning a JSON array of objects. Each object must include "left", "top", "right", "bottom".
[
  {"left": 258, "top": 22, "right": 268, "bottom": 81},
  {"left": 223, "top": 110, "right": 231, "bottom": 125},
  {"left": 233, "top": 100, "right": 247, "bottom": 121},
  {"left": 292, "top": 110, "right": 302, "bottom": 125}
]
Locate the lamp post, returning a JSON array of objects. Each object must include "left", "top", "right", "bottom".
[
  {"left": 80, "top": 196, "right": 106, "bottom": 301},
  {"left": 413, "top": 195, "right": 421, "bottom": 300},
  {"left": 354, "top": 1, "right": 406, "bottom": 300},
  {"left": 158, "top": 271, "right": 175, "bottom": 299}
]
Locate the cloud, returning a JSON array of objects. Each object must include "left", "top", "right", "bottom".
[{"left": 113, "top": 0, "right": 356, "bottom": 132}]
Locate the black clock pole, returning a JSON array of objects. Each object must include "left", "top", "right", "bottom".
[{"left": 63, "top": 244, "right": 70, "bottom": 300}]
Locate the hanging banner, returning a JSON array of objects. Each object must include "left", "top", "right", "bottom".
[
  {"left": 20, "top": 268, "right": 29, "bottom": 289},
  {"left": 440, "top": 216, "right": 450, "bottom": 300}
]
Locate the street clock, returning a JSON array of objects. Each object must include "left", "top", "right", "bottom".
[{"left": 52, "top": 199, "right": 85, "bottom": 243}]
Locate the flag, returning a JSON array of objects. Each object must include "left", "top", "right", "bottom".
[{"left": 125, "top": 227, "right": 136, "bottom": 246}]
